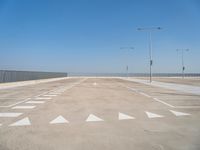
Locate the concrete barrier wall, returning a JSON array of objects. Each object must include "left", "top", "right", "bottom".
[{"left": 0, "top": 70, "right": 68, "bottom": 83}]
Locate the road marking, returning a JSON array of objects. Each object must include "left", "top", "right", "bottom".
[
  {"left": 0, "top": 98, "right": 31, "bottom": 108},
  {"left": 0, "top": 113, "right": 23, "bottom": 117},
  {"left": 49, "top": 92, "right": 61, "bottom": 95},
  {"left": 50, "top": 115, "right": 69, "bottom": 124},
  {"left": 170, "top": 110, "right": 191, "bottom": 116},
  {"left": 43, "top": 95, "right": 57, "bottom": 97},
  {"left": 175, "top": 106, "right": 200, "bottom": 109},
  {"left": 139, "top": 92, "right": 151, "bottom": 98},
  {"left": 9, "top": 117, "right": 31, "bottom": 126},
  {"left": 93, "top": 82, "right": 97, "bottom": 86},
  {"left": 86, "top": 114, "right": 103, "bottom": 122},
  {"left": 153, "top": 98, "right": 175, "bottom": 108},
  {"left": 35, "top": 97, "right": 52, "bottom": 100},
  {"left": 124, "top": 85, "right": 175, "bottom": 108},
  {"left": 0, "top": 124, "right": 2, "bottom": 126},
  {"left": 26, "top": 101, "right": 45, "bottom": 104},
  {"left": 145, "top": 111, "right": 164, "bottom": 118},
  {"left": 0, "top": 78, "right": 87, "bottom": 108},
  {"left": 12, "top": 106, "right": 36, "bottom": 109},
  {"left": 125, "top": 86, "right": 138, "bottom": 92},
  {"left": 118, "top": 112, "right": 135, "bottom": 120}
]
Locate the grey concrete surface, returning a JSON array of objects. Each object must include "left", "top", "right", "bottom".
[
  {"left": 0, "top": 77, "right": 200, "bottom": 150},
  {"left": 123, "top": 77, "right": 200, "bottom": 96},
  {"left": 135, "top": 77, "right": 200, "bottom": 86}
]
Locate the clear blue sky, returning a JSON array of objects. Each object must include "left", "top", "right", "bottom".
[{"left": 0, "top": 0, "right": 200, "bottom": 73}]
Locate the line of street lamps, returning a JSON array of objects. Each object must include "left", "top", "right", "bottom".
[{"left": 121, "top": 27, "right": 190, "bottom": 83}]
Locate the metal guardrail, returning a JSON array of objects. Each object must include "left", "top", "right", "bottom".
[
  {"left": 69, "top": 72, "right": 200, "bottom": 77},
  {"left": 0, "top": 70, "right": 68, "bottom": 83}
]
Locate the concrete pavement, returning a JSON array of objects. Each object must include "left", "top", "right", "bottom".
[{"left": 0, "top": 77, "right": 200, "bottom": 150}]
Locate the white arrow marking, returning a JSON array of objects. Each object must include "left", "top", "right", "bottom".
[
  {"left": 50, "top": 115, "right": 69, "bottom": 124},
  {"left": 118, "top": 112, "right": 135, "bottom": 120},
  {"left": 0, "top": 113, "right": 23, "bottom": 117},
  {"left": 26, "top": 101, "right": 45, "bottom": 104},
  {"left": 86, "top": 114, "right": 103, "bottom": 122},
  {"left": 170, "top": 110, "right": 191, "bottom": 116},
  {"left": 10, "top": 117, "right": 31, "bottom": 126},
  {"left": 12, "top": 106, "right": 35, "bottom": 109},
  {"left": 145, "top": 111, "right": 164, "bottom": 118}
]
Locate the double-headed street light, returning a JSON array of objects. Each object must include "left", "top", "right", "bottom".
[
  {"left": 137, "top": 27, "right": 162, "bottom": 83},
  {"left": 120, "top": 47, "right": 134, "bottom": 78},
  {"left": 176, "top": 49, "right": 189, "bottom": 79}
]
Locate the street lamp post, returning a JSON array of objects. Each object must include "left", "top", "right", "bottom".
[
  {"left": 176, "top": 49, "right": 189, "bottom": 79},
  {"left": 120, "top": 47, "right": 134, "bottom": 78},
  {"left": 137, "top": 27, "right": 162, "bottom": 83}
]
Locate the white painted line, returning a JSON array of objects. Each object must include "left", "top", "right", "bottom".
[
  {"left": 118, "top": 112, "right": 135, "bottom": 120},
  {"left": 43, "top": 95, "right": 57, "bottom": 97},
  {"left": 49, "top": 93, "right": 61, "bottom": 95},
  {"left": 0, "top": 113, "right": 23, "bottom": 117},
  {"left": 86, "top": 114, "right": 103, "bottom": 122},
  {"left": 93, "top": 82, "right": 97, "bottom": 86},
  {"left": 121, "top": 77, "right": 200, "bottom": 96},
  {"left": 35, "top": 97, "right": 52, "bottom": 100},
  {"left": 126, "top": 86, "right": 138, "bottom": 92},
  {"left": 169, "top": 110, "right": 191, "bottom": 116},
  {"left": 0, "top": 98, "right": 31, "bottom": 108},
  {"left": 1, "top": 78, "right": 87, "bottom": 108},
  {"left": 0, "top": 124, "right": 2, "bottom": 126},
  {"left": 12, "top": 105, "right": 36, "bottom": 109},
  {"left": 153, "top": 98, "right": 175, "bottom": 108},
  {"left": 175, "top": 106, "right": 200, "bottom": 109},
  {"left": 26, "top": 101, "right": 45, "bottom": 104},
  {"left": 145, "top": 111, "right": 164, "bottom": 118},
  {"left": 9, "top": 117, "right": 31, "bottom": 126},
  {"left": 50, "top": 115, "right": 69, "bottom": 124},
  {"left": 53, "top": 92, "right": 63, "bottom": 94},
  {"left": 125, "top": 85, "right": 175, "bottom": 108},
  {"left": 139, "top": 92, "right": 151, "bottom": 98}
]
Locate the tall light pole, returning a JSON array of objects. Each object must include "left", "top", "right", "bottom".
[
  {"left": 176, "top": 49, "right": 189, "bottom": 79},
  {"left": 120, "top": 47, "right": 134, "bottom": 78},
  {"left": 137, "top": 27, "right": 162, "bottom": 83}
]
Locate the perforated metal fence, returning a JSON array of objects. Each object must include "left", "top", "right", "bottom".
[{"left": 0, "top": 70, "right": 68, "bottom": 83}]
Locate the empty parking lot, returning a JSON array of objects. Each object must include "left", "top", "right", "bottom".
[{"left": 0, "top": 77, "right": 200, "bottom": 150}]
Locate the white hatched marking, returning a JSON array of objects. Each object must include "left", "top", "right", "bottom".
[
  {"left": 145, "top": 111, "right": 164, "bottom": 118},
  {"left": 10, "top": 117, "right": 31, "bottom": 126},
  {"left": 12, "top": 106, "right": 35, "bottom": 109},
  {"left": 0, "top": 113, "right": 23, "bottom": 117},
  {"left": 86, "top": 114, "right": 103, "bottom": 122},
  {"left": 118, "top": 112, "right": 135, "bottom": 120},
  {"left": 170, "top": 110, "right": 191, "bottom": 116},
  {"left": 50, "top": 115, "right": 69, "bottom": 124},
  {"left": 26, "top": 101, "right": 45, "bottom": 104}
]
